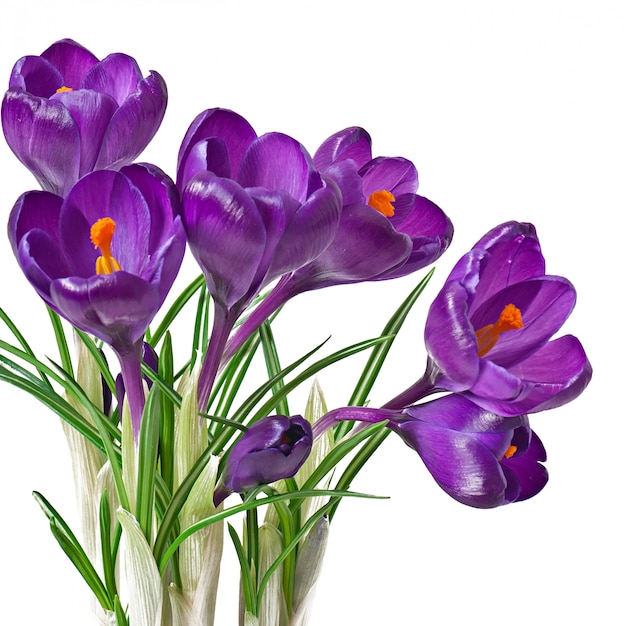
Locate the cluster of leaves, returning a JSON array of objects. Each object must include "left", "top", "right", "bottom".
[{"left": 0, "top": 268, "right": 433, "bottom": 623}]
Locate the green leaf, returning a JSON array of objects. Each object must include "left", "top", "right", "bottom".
[
  {"left": 46, "top": 307, "right": 74, "bottom": 378},
  {"left": 149, "top": 274, "right": 205, "bottom": 347},
  {"left": 136, "top": 385, "right": 162, "bottom": 540},
  {"left": 259, "top": 320, "right": 289, "bottom": 416},
  {"left": 228, "top": 523, "right": 257, "bottom": 615},
  {"left": 0, "top": 306, "right": 52, "bottom": 388},
  {"left": 33, "top": 491, "right": 112, "bottom": 610},
  {"left": 158, "top": 488, "right": 385, "bottom": 573},
  {"left": 350, "top": 267, "right": 434, "bottom": 407}
]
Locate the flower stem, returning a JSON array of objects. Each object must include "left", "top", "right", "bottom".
[
  {"left": 222, "top": 276, "right": 297, "bottom": 365},
  {"left": 115, "top": 341, "right": 145, "bottom": 441},
  {"left": 197, "top": 304, "right": 237, "bottom": 412},
  {"left": 383, "top": 358, "right": 440, "bottom": 409}
]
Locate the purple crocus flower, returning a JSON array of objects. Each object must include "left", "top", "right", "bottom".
[
  {"left": 2, "top": 39, "right": 167, "bottom": 196},
  {"left": 178, "top": 108, "right": 343, "bottom": 408},
  {"left": 8, "top": 164, "right": 185, "bottom": 434},
  {"left": 214, "top": 415, "right": 313, "bottom": 505},
  {"left": 320, "top": 395, "right": 547, "bottom": 508},
  {"left": 389, "top": 221, "right": 592, "bottom": 416},
  {"left": 313, "top": 126, "right": 454, "bottom": 280},
  {"left": 178, "top": 108, "right": 342, "bottom": 312},
  {"left": 221, "top": 126, "right": 454, "bottom": 363}
]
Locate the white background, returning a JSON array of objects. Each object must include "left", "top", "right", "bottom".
[{"left": 1, "top": 1, "right": 621, "bottom": 624}]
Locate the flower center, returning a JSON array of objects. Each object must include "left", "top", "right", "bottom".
[
  {"left": 367, "top": 189, "right": 395, "bottom": 217},
  {"left": 90, "top": 217, "right": 121, "bottom": 275},
  {"left": 56, "top": 86, "right": 73, "bottom": 93},
  {"left": 503, "top": 445, "right": 518, "bottom": 459},
  {"left": 475, "top": 304, "right": 523, "bottom": 357}
]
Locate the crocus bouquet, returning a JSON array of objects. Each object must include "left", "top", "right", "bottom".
[{"left": 0, "top": 39, "right": 592, "bottom": 626}]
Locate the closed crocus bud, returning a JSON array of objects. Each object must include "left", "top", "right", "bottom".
[
  {"left": 214, "top": 416, "right": 313, "bottom": 505},
  {"left": 2, "top": 39, "right": 167, "bottom": 196}
]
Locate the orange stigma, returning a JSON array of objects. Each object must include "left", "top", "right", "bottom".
[
  {"left": 503, "top": 445, "right": 518, "bottom": 459},
  {"left": 475, "top": 304, "right": 523, "bottom": 357},
  {"left": 90, "top": 217, "right": 121, "bottom": 275},
  {"left": 56, "top": 86, "right": 73, "bottom": 93},
  {"left": 368, "top": 189, "right": 395, "bottom": 217}
]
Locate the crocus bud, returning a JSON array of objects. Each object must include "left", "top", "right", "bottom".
[{"left": 216, "top": 416, "right": 313, "bottom": 503}]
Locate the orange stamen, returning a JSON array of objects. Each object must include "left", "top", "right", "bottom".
[
  {"left": 90, "top": 217, "right": 121, "bottom": 275},
  {"left": 56, "top": 86, "right": 73, "bottom": 93},
  {"left": 368, "top": 189, "right": 396, "bottom": 217},
  {"left": 475, "top": 304, "right": 523, "bottom": 357},
  {"left": 503, "top": 445, "right": 518, "bottom": 459}
]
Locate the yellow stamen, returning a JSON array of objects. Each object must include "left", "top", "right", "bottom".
[
  {"left": 90, "top": 217, "right": 121, "bottom": 275},
  {"left": 56, "top": 86, "right": 73, "bottom": 93},
  {"left": 503, "top": 445, "right": 518, "bottom": 459},
  {"left": 475, "top": 304, "right": 523, "bottom": 357},
  {"left": 368, "top": 189, "right": 396, "bottom": 217}
]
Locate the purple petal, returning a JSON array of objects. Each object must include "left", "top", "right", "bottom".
[
  {"left": 403, "top": 394, "right": 526, "bottom": 433},
  {"left": 178, "top": 137, "right": 231, "bottom": 190},
  {"left": 508, "top": 335, "right": 593, "bottom": 413},
  {"left": 321, "top": 159, "right": 365, "bottom": 206},
  {"left": 8, "top": 190, "right": 63, "bottom": 257},
  {"left": 50, "top": 88, "right": 118, "bottom": 176},
  {"left": 291, "top": 203, "right": 412, "bottom": 290},
  {"left": 60, "top": 170, "right": 151, "bottom": 277},
  {"left": 177, "top": 108, "right": 257, "bottom": 185},
  {"left": 265, "top": 177, "right": 342, "bottom": 282},
  {"left": 469, "top": 222, "right": 545, "bottom": 311},
  {"left": 141, "top": 217, "right": 186, "bottom": 303},
  {"left": 471, "top": 276, "right": 577, "bottom": 367},
  {"left": 121, "top": 163, "right": 182, "bottom": 252},
  {"left": 425, "top": 281, "right": 480, "bottom": 390},
  {"left": 81, "top": 53, "right": 142, "bottom": 104},
  {"left": 1, "top": 89, "right": 80, "bottom": 195},
  {"left": 359, "top": 156, "right": 419, "bottom": 197},
  {"left": 17, "top": 230, "right": 70, "bottom": 304},
  {"left": 94, "top": 71, "right": 167, "bottom": 171},
  {"left": 8, "top": 56, "right": 63, "bottom": 97},
  {"left": 50, "top": 272, "right": 160, "bottom": 349},
  {"left": 378, "top": 195, "right": 454, "bottom": 279},
  {"left": 182, "top": 172, "right": 266, "bottom": 308},
  {"left": 313, "top": 127, "right": 372, "bottom": 170},
  {"left": 238, "top": 133, "right": 312, "bottom": 203},
  {"left": 394, "top": 419, "right": 507, "bottom": 508},
  {"left": 501, "top": 431, "right": 548, "bottom": 501},
  {"left": 40, "top": 39, "right": 99, "bottom": 88}
]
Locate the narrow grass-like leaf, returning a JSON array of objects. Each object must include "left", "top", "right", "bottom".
[
  {"left": 33, "top": 491, "right": 112, "bottom": 610},
  {"left": 136, "top": 385, "right": 162, "bottom": 540},
  {"left": 295, "top": 420, "right": 388, "bottom": 512},
  {"left": 228, "top": 523, "right": 257, "bottom": 615},
  {"left": 0, "top": 307, "right": 52, "bottom": 388},
  {"left": 0, "top": 363, "right": 103, "bottom": 450},
  {"left": 46, "top": 307, "right": 74, "bottom": 378},
  {"left": 114, "top": 596, "right": 129, "bottom": 626},
  {"left": 159, "top": 488, "right": 385, "bottom": 573},
  {"left": 141, "top": 362, "right": 182, "bottom": 408},
  {"left": 247, "top": 336, "right": 393, "bottom": 427},
  {"left": 349, "top": 267, "right": 434, "bottom": 407},
  {"left": 269, "top": 498, "right": 296, "bottom": 612},
  {"left": 204, "top": 338, "right": 331, "bottom": 458},
  {"left": 259, "top": 320, "right": 289, "bottom": 416},
  {"left": 329, "top": 428, "right": 392, "bottom": 520},
  {"left": 159, "top": 333, "right": 175, "bottom": 493},
  {"left": 99, "top": 489, "right": 118, "bottom": 599},
  {"left": 149, "top": 274, "right": 205, "bottom": 347},
  {"left": 256, "top": 501, "right": 334, "bottom": 611}
]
